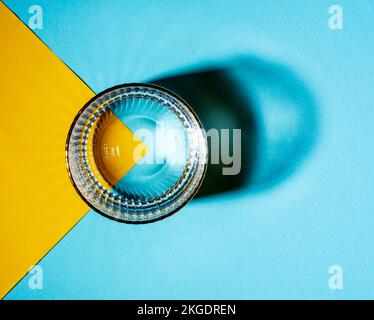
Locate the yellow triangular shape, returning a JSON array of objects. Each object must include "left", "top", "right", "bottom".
[{"left": 0, "top": 3, "right": 93, "bottom": 298}]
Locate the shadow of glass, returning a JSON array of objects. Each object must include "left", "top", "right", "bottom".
[{"left": 151, "top": 57, "right": 319, "bottom": 197}]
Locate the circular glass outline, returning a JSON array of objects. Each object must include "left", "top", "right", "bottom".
[{"left": 66, "top": 83, "right": 207, "bottom": 224}]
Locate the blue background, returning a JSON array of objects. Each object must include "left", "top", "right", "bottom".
[{"left": 4, "top": 0, "right": 374, "bottom": 299}]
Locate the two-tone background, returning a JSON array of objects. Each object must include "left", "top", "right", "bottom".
[{"left": 1, "top": 0, "right": 374, "bottom": 299}]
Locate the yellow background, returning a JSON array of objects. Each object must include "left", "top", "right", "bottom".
[{"left": 0, "top": 2, "right": 94, "bottom": 298}]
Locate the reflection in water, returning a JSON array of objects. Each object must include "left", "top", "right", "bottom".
[{"left": 152, "top": 57, "right": 318, "bottom": 197}]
